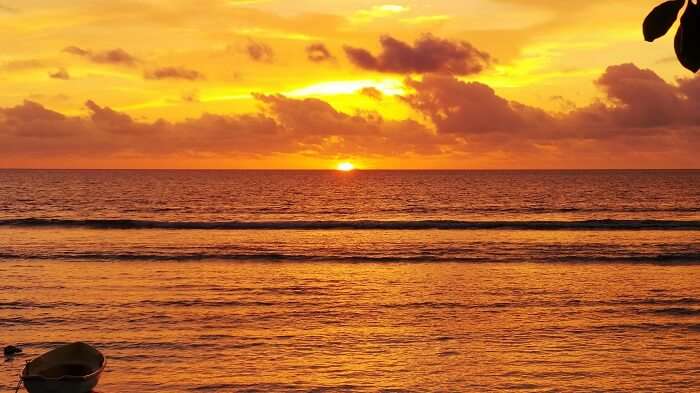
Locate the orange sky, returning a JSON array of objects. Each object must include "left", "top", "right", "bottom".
[{"left": 1, "top": 0, "right": 699, "bottom": 169}]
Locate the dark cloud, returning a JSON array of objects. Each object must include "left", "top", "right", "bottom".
[
  {"left": 63, "top": 46, "right": 139, "bottom": 66},
  {"left": 49, "top": 68, "right": 70, "bottom": 80},
  {"left": 144, "top": 67, "right": 204, "bottom": 81},
  {"left": 402, "top": 63, "right": 700, "bottom": 164},
  {"left": 63, "top": 46, "right": 90, "bottom": 56},
  {"left": 91, "top": 49, "right": 138, "bottom": 65},
  {"left": 85, "top": 100, "right": 141, "bottom": 133},
  {"left": 593, "top": 63, "right": 684, "bottom": 127},
  {"left": 404, "top": 75, "right": 551, "bottom": 136},
  {"left": 0, "top": 100, "right": 81, "bottom": 139},
  {"left": 2, "top": 63, "right": 700, "bottom": 167},
  {"left": 344, "top": 34, "right": 491, "bottom": 75},
  {"left": 306, "top": 43, "right": 334, "bottom": 63},
  {"left": 359, "top": 87, "right": 383, "bottom": 100},
  {"left": 550, "top": 95, "right": 576, "bottom": 112},
  {"left": 246, "top": 40, "right": 274, "bottom": 63},
  {"left": 0, "top": 95, "right": 440, "bottom": 161},
  {"left": 255, "top": 94, "right": 442, "bottom": 155}
]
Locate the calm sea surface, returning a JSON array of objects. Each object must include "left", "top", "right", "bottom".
[{"left": 1, "top": 170, "right": 700, "bottom": 392}]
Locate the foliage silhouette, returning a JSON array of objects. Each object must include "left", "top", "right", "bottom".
[
  {"left": 644, "top": 0, "right": 700, "bottom": 72},
  {"left": 676, "top": 1, "right": 700, "bottom": 71},
  {"left": 643, "top": 0, "right": 685, "bottom": 41}
]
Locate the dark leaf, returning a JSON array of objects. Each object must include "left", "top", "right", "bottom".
[
  {"left": 643, "top": 0, "right": 686, "bottom": 42},
  {"left": 675, "top": 1, "right": 700, "bottom": 72}
]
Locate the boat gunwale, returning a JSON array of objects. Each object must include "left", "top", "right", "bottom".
[{"left": 21, "top": 346, "right": 106, "bottom": 383}]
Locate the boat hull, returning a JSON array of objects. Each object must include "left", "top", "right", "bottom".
[
  {"left": 21, "top": 342, "right": 105, "bottom": 393},
  {"left": 23, "top": 374, "right": 102, "bottom": 393}
]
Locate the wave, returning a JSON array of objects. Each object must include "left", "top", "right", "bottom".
[
  {"left": 1, "top": 251, "right": 699, "bottom": 264},
  {"left": 2, "top": 218, "right": 700, "bottom": 230},
  {"left": 649, "top": 307, "right": 700, "bottom": 316}
]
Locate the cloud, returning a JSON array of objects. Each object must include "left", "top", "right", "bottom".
[
  {"left": 84, "top": 100, "right": 142, "bottom": 133},
  {"left": 359, "top": 87, "right": 383, "bottom": 100},
  {"left": 144, "top": 67, "right": 204, "bottom": 81},
  {"left": 402, "top": 63, "right": 700, "bottom": 164},
  {"left": 0, "top": 100, "right": 83, "bottom": 139},
  {"left": 63, "top": 46, "right": 139, "bottom": 66},
  {"left": 246, "top": 40, "right": 274, "bottom": 63},
  {"left": 0, "top": 95, "right": 440, "bottom": 161},
  {"left": 0, "top": 100, "right": 286, "bottom": 158},
  {"left": 63, "top": 46, "right": 89, "bottom": 56},
  {"left": 306, "top": 43, "right": 334, "bottom": 63},
  {"left": 344, "top": 34, "right": 491, "bottom": 75},
  {"left": 49, "top": 68, "right": 70, "bottom": 80},
  {"left": 593, "top": 63, "right": 683, "bottom": 127},
  {"left": 2, "top": 63, "right": 700, "bottom": 168},
  {"left": 254, "top": 93, "right": 441, "bottom": 155},
  {"left": 404, "top": 75, "right": 551, "bottom": 136}
]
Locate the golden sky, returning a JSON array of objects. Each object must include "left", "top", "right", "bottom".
[{"left": 1, "top": 0, "right": 698, "bottom": 169}]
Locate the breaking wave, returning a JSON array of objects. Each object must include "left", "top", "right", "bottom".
[
  {"left": 0, "top": 251, "right": 699, "bottom": 264},
  {"left": 2, "top": 218, "right": 700, "bottom": 230}
]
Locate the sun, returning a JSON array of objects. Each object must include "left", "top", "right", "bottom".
[{"left": 337, "top": 162, "right": 355, "bottom": 172}]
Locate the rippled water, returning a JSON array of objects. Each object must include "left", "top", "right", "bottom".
[
  {"left": 1, "top": 169, "right": 699, "bottom": 223},
  {"left": 2, "top": 262, "right": 700, "bottom": 392},
  {"left": 1, "top": 170, "right": 700, "bottom": 392}
]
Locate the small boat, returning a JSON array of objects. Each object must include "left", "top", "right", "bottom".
[{"left": 21, "top": 342, "right": 106, "bottom": 393}]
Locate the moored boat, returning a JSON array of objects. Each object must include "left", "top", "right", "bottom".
[{"left": 21, "top": 342, "right": 105, "bottom": 393}]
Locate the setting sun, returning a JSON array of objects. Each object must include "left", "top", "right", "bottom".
[{"left": 337, "top": 162, "right": 355, "bottom": 172}]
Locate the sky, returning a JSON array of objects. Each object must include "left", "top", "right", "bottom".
[{"left": 1, "top": 0, "right": 699, "bottom": 169}]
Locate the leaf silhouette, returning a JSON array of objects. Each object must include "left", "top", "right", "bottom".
[
  {"left": 644, "top": 0, "right": 686, "bottom": 42},
  {"left": 675, "top": 1, "right": 700, "bottom": 72}
]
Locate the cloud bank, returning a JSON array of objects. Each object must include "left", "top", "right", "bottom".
[
  {"left": 401, "top": 63, "right": 700, "bottom": 164},
  {"left": 1, "top": 64, "right": 699, "bottom": 167},
  {"left": 0, "top": 95, "right": 437, "bottom": 162}
]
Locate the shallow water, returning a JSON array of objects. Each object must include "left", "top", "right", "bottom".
[{"left": 2, "top": 261, "right": 700, "bottom": 392}]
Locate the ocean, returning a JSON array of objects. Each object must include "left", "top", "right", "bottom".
[{"left": 1, "top": 169, "right": 700, "bottom": 392}]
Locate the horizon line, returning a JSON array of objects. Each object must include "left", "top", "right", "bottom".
[{"left": 1, "top": 168, "right": 700, "bottom": 171}]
